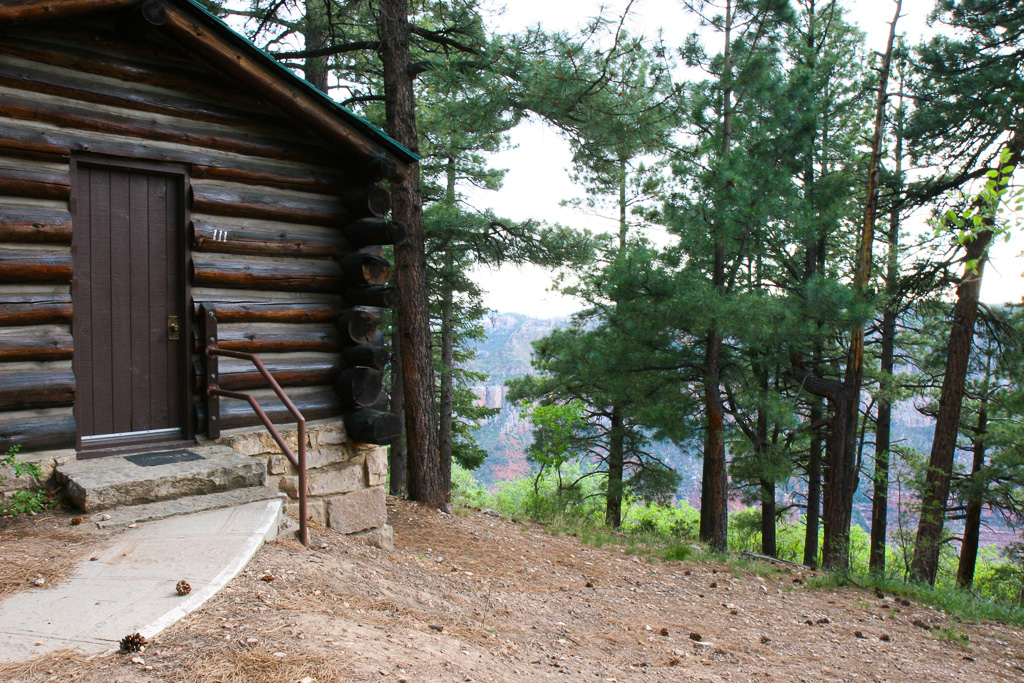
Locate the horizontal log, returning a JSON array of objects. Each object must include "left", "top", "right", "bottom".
[
  {"left": 190, "top": 253, "right": 342, "bottom": 293},
  {"left": 190, "top": 164, "right": 346, "bottom": 193},
  {"left": 0, "top": 294, "right": 72, "bottom": 326},
  {"left": 204, "top": 358, "right": 342, "bottom": 392},
  {"left": 191, "top": 219, "right": 349, "bottom": 259},
  {"left": 20, "top": 22, "right": 230, "bottom": 73},
  {"left": 0, "top": 91, "right": 335, "bottom": 167},
  {"left": 344, "top": 285, "right": 398, "bottom": 309},
  {"left": 0, "top": 251, "right": 73, "bottom": 283},
  {"left": 190, "top": 182, "right": 352, "bottom": 227},
  {"left": 343, "top": 217, "right": 407, "bottom": 247},
  {"left": 196, "top": 389, "right": 343, "bottom": 431},
  {"left": 343, "top": 409, "right": 401, "bottom": 445},
  {"left": 0, "top": 35, "right": 257, "bottom": 110},
  {"left": 336, "top": 309, "right": 381, "bottom": 346},
  {"left": 339, "top": 253, "right": 393, "bottom": 286},
  {"left": 0, "top": 164, "right": 70, "bottom": 201},
  {"left": 0, "top": 206, "right": 73, "bottom": 244},
  {"left": 0, "top": 0, "right": 136, "bottom": 24},
  {"left": 208, "top": 326, "right": 343, "bottom": 354},
  {"left": 0, "top": 122, "right": 368, "bottom": 189},
  {"left": 340, "top": 185, "right": 391, "bottom": 218},
  {"left": 334, "top": 367, "right": 383, "bottom": 408},
  {"left": 0, "top": 370, "right": 75, "bottom": 410},
  {"left": 0, "top": 52, "right": 282, "bottom": 132},
  {"left": 0, "top": 328, "right": 73, "bottom": 362},
  {"left": 193, "top": 300, "right": 345, "bottom": 324},
  {"left": 0, "top": 413, "right": 76, "bottom": 453},
  {"left": 341, "top": 345, "right": 389, "bottom": 371}
]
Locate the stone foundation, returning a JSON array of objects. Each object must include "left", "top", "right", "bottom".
[{"left": 218, "top": 419, "right": 389, "bottom": 548}]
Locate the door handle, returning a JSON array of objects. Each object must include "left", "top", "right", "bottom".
[{"left": 168, "top": 315, "right": 180, "bottom": 341}]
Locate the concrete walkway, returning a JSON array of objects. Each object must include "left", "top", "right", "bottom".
[{"left": 0, "top": 498, "right": 284, "bottom": 663}]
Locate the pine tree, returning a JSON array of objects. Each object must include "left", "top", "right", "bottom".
[{"left": 905, "top": 0, "right": 1024, "bottom": 584}]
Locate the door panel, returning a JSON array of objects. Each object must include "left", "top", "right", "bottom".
[{"left": 73, "top": 163, "right": 185, "bottom": 446}]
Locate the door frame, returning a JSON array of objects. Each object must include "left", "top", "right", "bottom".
[{"left": 69, "top": 153, "right": 194, "bottom": 456}]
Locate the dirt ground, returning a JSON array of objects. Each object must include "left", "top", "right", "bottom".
[{"left": 2, "top": 498, "right": 1024, "bottom": 682}]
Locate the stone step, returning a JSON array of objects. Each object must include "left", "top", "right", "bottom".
[
  {"left": 93, "top": 486, "right": 287, "bottom": 530},
  {"left": 56, "top": 445, "right": 266, "bottom": 512}
]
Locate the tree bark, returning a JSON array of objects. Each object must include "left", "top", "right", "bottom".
[
  {"left": 606, "top": 405, "right": 625, "bottom": 528},
  {"left": 303, "top": 0, "right": 330, "bottom": 92},
  {"left": 760, "top": 478, "right": 777, "bottom": 558},
  {"left": 804, "top": 398, "right": 822, "bottom": 568},
  {"left": 378, "top": 0, "right": 443, "bottom": 507},
  {"left": 700, "top": 330, "right": 729, "bottom": 552},
  {"left": 870, "top": 304, "right": 896, "bottom": 574},
  {"left": 957, "top": 401, "right": 988, "bottom": 588}
]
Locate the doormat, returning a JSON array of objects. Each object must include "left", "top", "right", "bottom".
[{"left": 125, "top": 450, "right": 205, "bottom": 467}]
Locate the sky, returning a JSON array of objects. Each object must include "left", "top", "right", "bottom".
[{"left": 466, "top": 0, "right": 1024, "bottom": 317}]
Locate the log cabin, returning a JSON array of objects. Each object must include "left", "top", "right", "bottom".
[{"left": 0, "top": 0, "right": 413, "bottom": 539}]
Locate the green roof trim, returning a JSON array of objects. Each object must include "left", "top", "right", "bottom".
[{"left": 181, "top": 0, "right": 419, "bottom": 164}]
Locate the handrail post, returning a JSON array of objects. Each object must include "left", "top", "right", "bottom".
[
  {"left": 203, "top": 343, "right": 309, "bottom": 548},
  {"left": 297, "top": 418, "right": 308, "bottom": 547},
  {"left": 200, "top": 304, "right": 220, "bottom": 439}
]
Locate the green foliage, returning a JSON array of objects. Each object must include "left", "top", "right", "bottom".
[
  {"left": 805, "top": 571, "right": 1024, "bottom": 628},
  {"left": 0, "top": 445, "right": 50, "bottom": 516},
  {"left": 451, "top": 462, "right": 1024, "bottom": 618}
]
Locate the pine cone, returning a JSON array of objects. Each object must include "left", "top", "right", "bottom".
[
  {"left": 119, "top": 632, "right": 147, "bottom": 653},
  {"left": 176, "top": 579, "right": 191, "bottom": 596}
]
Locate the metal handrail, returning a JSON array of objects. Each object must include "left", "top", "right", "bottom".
[{"left": 205, "top": 346, "right": 309, "bottom": 547}]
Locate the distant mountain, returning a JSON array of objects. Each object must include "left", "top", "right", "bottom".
[{"left": 465, "top": 312, "right": 703, "bottom": 491}]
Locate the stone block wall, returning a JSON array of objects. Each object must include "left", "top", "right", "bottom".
[{"left": 218, "top": 419, "right": 390, "bottom": 547}]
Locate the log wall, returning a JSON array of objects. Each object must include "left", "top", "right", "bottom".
[{"left": 0, "top": 16, "right": 400, "bottom": 454}]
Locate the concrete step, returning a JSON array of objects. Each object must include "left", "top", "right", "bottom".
[
  {"left": 93, "top": 486, "right": 286, "bottom": 530},
  {"left": 56, "top": 445, "right": 266, "bottom": 512}
]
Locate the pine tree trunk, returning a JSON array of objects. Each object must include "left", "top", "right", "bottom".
[
  {"left": 957, "top": 403, "right": 988, "bottom": 588},
  {"left": 821, "top": 391, "right": 852, "bottom": 569},
  {"left": 910, "top": 235, "right": 992, "bottom": 584},
  {"left": 804, "top": 399, "right": 822, "bottom": 568},
  {"left": 606, "top": 405, "right": 624, "bottom": 528},
  {"left": 388, "top": 324, "right": 407, "bottom": 495},
  {"left": 700, "top": 330, "right": 729, "bottom": 552},
  {"left": 377, "top": 0, "right": 443, "bottom": 508},
  {"left": 760, "top": 479, "right": 776, "bottom": 557},
  {"left": 869, "top": 306, "right": 895, "bottom": 573},
  {"left": 303, "top": 0, "right": 329, "bottom": 91}
]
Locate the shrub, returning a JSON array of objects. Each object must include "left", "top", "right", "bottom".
[{"left": 0, "top": 445, "right": 50, "bottom": 516}]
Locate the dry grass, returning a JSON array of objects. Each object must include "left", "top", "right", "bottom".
[
  {"left": 167, "top": 646, "right": 358, "bottom": 683},
  {"left": 0, "top": 649, "right": 92, "bottom": 682},
  {"left": 0, "top": 513, "right": 105, "bottom": 600}
]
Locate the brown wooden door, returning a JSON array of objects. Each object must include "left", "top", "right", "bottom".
[{"left": 72, "top": 162, "right": 187, "bottom": 451}]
